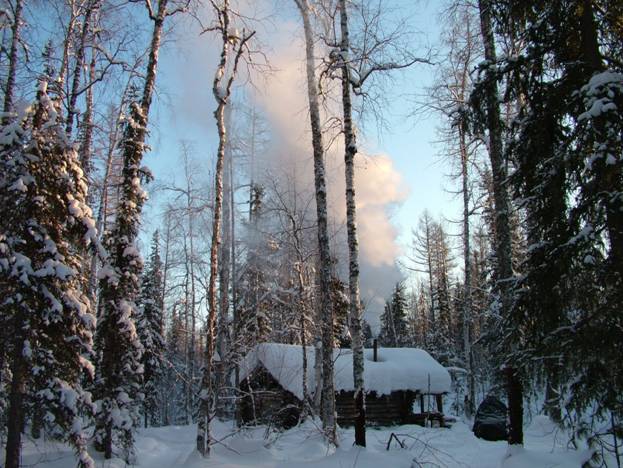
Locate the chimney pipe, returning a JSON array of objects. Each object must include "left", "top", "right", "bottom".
[{"left": 373, "top": 338, "right": 378, "bottom": 362}]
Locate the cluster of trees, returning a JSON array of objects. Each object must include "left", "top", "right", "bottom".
[
  {"left": 468, "top": 1, "right": 622, "bottom": 461},
  {"left": 0, "top": 0, "right": 423, "bottom": 463},
  {"left": 379, "top": 213, "right": 493, "bottom": 408},
  {"left": 0, "top": 0, "right": 620, "bottom": 466},
  {"left": 389, "top": 0, "right": 621, "bottom": 463}
]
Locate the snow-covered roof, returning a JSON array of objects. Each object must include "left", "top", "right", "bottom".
[{"left": 239, "top": 343, "right": 451, "bottom": 400}]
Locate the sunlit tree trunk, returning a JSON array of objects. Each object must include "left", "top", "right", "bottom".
[
  {"left": 337, "top": 0, "right": 366, "bottom": 446},
  {"left": 66, "top": 0, "right": 101, "bottom": 136},
  {"left": 197, "top": 1, "right": 253, "bottom": 455},
  {"left": 294, "top": 0, "right": 337, "bottom": 446},
  {"left": 2, "top": 0, "right": 24, "bottom": 117}
]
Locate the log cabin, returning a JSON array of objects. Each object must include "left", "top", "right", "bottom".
[{"left": 237, "top": 342, "right": 451, "bottom": 429}]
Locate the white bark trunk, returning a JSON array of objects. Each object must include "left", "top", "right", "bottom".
[
  {"left": 337, "top": 0, "right": 366, "bottom": 446},
  {"left": 2, "top": 0, "right": 23, "bottom": 116},
  {"left": 294, "top": 0, "right": 337, "bottom": 446}
]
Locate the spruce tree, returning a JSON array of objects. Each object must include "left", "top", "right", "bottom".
[
  {"left": 92, "top": 0, "right": 175, "bottom": 458},
  {"left": 330, "top": 276, "right": 350, "bottom": 347},
  {"left": 470, "top": 0, "right": 623, "bottom": 456},
  {"left": 379, "top": 282, "right": 408, "bottom": 347},
  {"left": 137, "top": 230, "right": 165, "bottom": 427},
  {"left": 237, "top": 185, "right": 273, "bottom": 350},
  {"left": 92, "top": 101, "right": 148, "bottom": 461},
  {"left": 0, "top": 82, "right": 96, "bottom": 468}
]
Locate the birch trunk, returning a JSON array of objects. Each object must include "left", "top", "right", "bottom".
[
  {"left": 196, "top": 79, "right": 226, "bottom": 459},
  {"left": 338, "top": 0, "right": 366, "bottom": 446},
  {"left": 57, "top": 0, "right": 79, "bottom": 94},
  {"left": 297, "top": 263, "right": 311, "bottom": 416},
  {"left": 79, "top": 50, "right": 96, "bottom": 181},
  {"left": 216, "top": 105, "right": 232, "bottom": 418},
  {"left": 183, "top": 151, "right": 197, "bottom": 425},
  {"left": 197, "top": 1, "right": 231, "bottom": 455},
  {"left": 2, "top": 0, "right": 23, "bottom": 117},
  {"left": 66, "top": 0, "right": 100, "bottom": 136},
  {"left": 82, "top": 50, "right": 97, "bottom": 300},
  {"left": 91, "top": 91, "right": 128, "bottom": 310},
  {"left": 294, "top": 0, "right": 337, "bottom": 446}
]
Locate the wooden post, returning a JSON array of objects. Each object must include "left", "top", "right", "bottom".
[
  {"left": 506, "top": 366, "right": 524, "bottom": 445},
  {"left": 420, "top": 394, "right": 425, "bottom": 413},
  {"left": 373, "top": 339, "right": 378, "bottom": 362},
  {"left": 436, "top": 394, "right": 443, "bottom": 413}
]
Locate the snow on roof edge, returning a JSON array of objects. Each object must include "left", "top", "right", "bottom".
[{"left": 238, "top": 343, "right": 452, "bottom": 400}]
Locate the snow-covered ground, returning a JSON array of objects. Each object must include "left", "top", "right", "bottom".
[{"left": 9, "top": 415, "right": 592, "bottom": 467}]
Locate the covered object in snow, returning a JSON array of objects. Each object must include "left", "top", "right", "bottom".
[{"left": 473, "top": 395, "right": 508, "bottom": 441}]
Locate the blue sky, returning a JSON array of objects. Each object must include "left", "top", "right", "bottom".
[{"left": 143, "top": 0, "right": 458, "bottom": 329}]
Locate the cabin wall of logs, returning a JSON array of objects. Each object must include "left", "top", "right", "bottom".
[
  {"left": 238, "top": 365, "right": 446, "bottom": 429},
  {"left": 238, "top": 367, "right": 302, "bottom": 429}
]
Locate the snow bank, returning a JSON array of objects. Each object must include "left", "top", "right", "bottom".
[
  {"left": 8, "top": 417, "right": 595, "bottom": 468},
  {"left": 239, "top": 343, "right": 451, "bottom": 400},
  {"left": 500, "top": 444, "right": 592, "bottom": 468}
]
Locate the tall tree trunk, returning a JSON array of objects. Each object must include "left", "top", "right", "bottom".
[
  {"left": 197, "top": 2, "right": 231, "bottom": 455},
  {"left": 82, "top": 50, "right": 98, "bottom": 299},
  {"left": 182, "top": 149, "right": 198, "bottom": 425},
  {"left": 459, "top": 124, "right": 475, "bottom": 416},
  {"left": 66, "top": 0, "right": 100, "bottom": 136},
  {"left": 297, "top": 263, "right": 311, "bottom": 416},
  {"left": 477, "top": 0, "right": 513, "bottom": 305},
  {"left": 0, "top": 0, "right": 24, "bottom": 393},
  {"left": 57, "top": 0, "right": 79, "bottom": 95},
  {"left": 4, "top": 331, "right": 27, "bottom": 468},
  {"left": 94, "top": 0, "right": 169, "bottom": 458},
  {"left": 294, "top": 0, "right": 337, "bottom": 446},
  {"left": 2, "top": 0, "right": 24, "bottom": 117},
  {"left": 338, "top": 0, "right": 366, "bottom": 447},
  {"left": 216, "top": 105, "right": 233, "bottom": 418},
  {"left": 478, "top": 0, "right": 520, "bottom": 444},
  {"left": 506, "top": 366, "right": 523, "bottom": 445},
  {"left": 183, "top": 235, "right": 192, "bottom": 424},
  {"left": 196, "top": 84, "right": 226, "bottom": 459}
]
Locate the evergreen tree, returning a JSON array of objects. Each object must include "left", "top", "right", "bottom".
[
  {"left": 137, "top": 230, "right": 165, "bottom": 427},
  {"left": 379, "top": 282, "right": 408, "bottom": 347},
  {"left": 0, "top": 82, "right": 96, "bottom": 468},
  {"left": 237, "top": 185, "right": 274, "bottom": 350},
  {"left": 330, "top": 276, "right": 350, "bottom": 347},
  {"left": 470, "top": 0, "right": 623, "bottom": 456},
  {"left": 92, "top": 0, "right": 175, "bottom": 458},
  {"left": 92, "top": 101, "right": 148, "bottom": 461},
  {"left": 361, "top": 319, "right": 373, "bottom": 348}
]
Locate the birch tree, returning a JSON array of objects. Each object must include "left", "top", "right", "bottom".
[
  {"left": 196, "top": 0, "right": 254, "bottom": 456},
  {"left": 320, "top": 0, "right": 431, "bottom": 444},
  {"left": 293, "top": 0, "right": 337, "bottom": 445},
  {"left": 2, "top": 0, "right": 24, "bottom": 118},
  {"left": 336, "top": 0, "right": 365, "bottom": 446}
]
